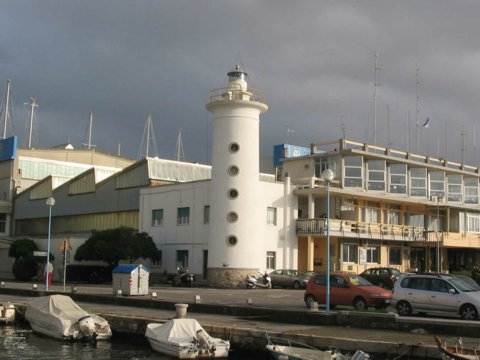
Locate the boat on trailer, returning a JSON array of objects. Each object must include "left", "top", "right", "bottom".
[{"left": 434, "top": 336, "right": 480, "bottom": 360}]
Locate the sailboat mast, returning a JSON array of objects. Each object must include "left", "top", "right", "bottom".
[
  {"left": 88, "top": 111, "right": 93, "bottom": 149},
  {"left": 24, "top": 98, "right": 38, "bottom": 148},
  {"left": 2, "top": 80, "right": 11, "bottom": 139}
]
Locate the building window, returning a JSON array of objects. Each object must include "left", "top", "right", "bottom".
[
  {"left": 226, "top": 235, "right": 238, "bottom": 246},
  {"left": 389, "top": 247, "right": 402, "bottom": 265},
  {"left": 0, "top": 214, "right": 6, "bottom": 233},
  {"left": 151, "top": 209, "right": 164, "bottom": 226},
  {"left": 410, "top": 168, "right": 427, "bottom": 197},
  {"left": 366, "top": 246, "right": 380, "bottom": 263},
  {"left": 267, "top": 207, "right": 277, "bottom": 225},
  {"left": 363, "top": 202, "right": 379, "bottom": 223},
  {"left": 384, "top": 204, "right": 401, "bottom": 225},
  {"left": 429, "top": 171, "right": 445, "bottom": 199},
  {"left": 229, "top": 142, "right": 239, "bottom": 153},
  {"left": 389, "top": 164, "right": 407, "bottom": 194},
  {"left": 204, "top": 206, "right": 210, "bottom": 224},
  {"left": 177, "top": 207, "right": 190, "bottom": 225},
  {"left": 266, "top": 251, "right": 276, "bottom": 269},
  {"left": 367, "top": 160, "right": 386, "bottom": 191},
  {"left": 464, "top": 178, "right": 479, "bottom": 204},
  {"left": 176, "top": 250, "right": 189, "bottom": 268},
  {"left": 342, "top": 243, "right": 358, "bottom": 263},
  {"left": 447, "top": 174, "right": 462, "bottom": 202},
  {"left": 466, "top": 213, "right": 480, "bottom": 233},
  {"left": 152, "top": 251, "right": 163, "bottom": 267},
  {"left": 228, "top": 166, "right": 239, "bottom": 176},
  {"left": 228, "top": 189, "right": 238, "bottom": 199},
  {"left": 343, "top": 156, "right": 363, "bottom": 188}
]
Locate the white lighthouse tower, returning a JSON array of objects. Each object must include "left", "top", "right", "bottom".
[{"left": 206, "top": 65, "right": 268, "bottom": 287}]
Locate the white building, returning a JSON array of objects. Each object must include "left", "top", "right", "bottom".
[{"left": 139, "top": 66, "right": 297, "bottom": 287}]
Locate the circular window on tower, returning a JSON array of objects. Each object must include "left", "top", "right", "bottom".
[
  {"left": 227, "top": 212, "right": 238, "bottom": 223},
  {"left": 228, "top": 188, "right": 238, "bottom": 199},
  {"left": 226, "top": 235, "right": 238, "bottom": 247},
  {"left": 228, "top": 166, "right": 239, "bottom": 176},
  {"left": 229, "top": 142, "right": 240, "bottom": 153}
]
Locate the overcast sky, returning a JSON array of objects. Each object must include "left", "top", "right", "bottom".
[{"left": 1, "top": 1, "right": 480, "bottom": 166}]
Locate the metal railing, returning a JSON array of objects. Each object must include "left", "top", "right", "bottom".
[
  {"left": 208, "top": 87, "right": 266, "bottom": 104},
  {"left": 296, "top": 218, "right": 426, "bottom": 241}
]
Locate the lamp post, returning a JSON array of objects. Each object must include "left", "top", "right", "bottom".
[
  {"left": 322, "top": 169, "right": 335, "bottom": 312},
  {"left": 436, "top": 196, "right": 442, "bottom": 274},
  {"left": 46, "top": 196, "right": 55, "bottom": 291}
]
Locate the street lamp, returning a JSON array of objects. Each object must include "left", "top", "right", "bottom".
[
  {"left": 322, "top": 169, "right": 335, "bottom": 312},
  {"left": 46, "top": 196, "right": 55, "bottom": 291},
  {"left": 435, "top": 196, "right": 443, "bottom": 274}
]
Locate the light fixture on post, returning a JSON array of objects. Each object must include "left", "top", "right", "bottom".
[
  {"left": 45, "top": 196, "right": 55, "bottom": 291},
  {"left": 321, "top": 168, "right": 335, "bottom": 312},
  {"left": 435, "top": 196, "right": 443, "bottom": 274}
]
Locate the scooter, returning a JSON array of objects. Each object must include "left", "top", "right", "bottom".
[
  {"left": 246, "top": 272, "right": 272, "bottom": 289},
  {"left": 173, "top": 267, "right": 195, "bottom": 287}
]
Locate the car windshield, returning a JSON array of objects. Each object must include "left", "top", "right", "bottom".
[
  {"left": 391, "top": 268, "right": 402, "bottom": 275},
  {"left": 348, "top": 275, "right": 373, "bottom": 286},
  {"left": 450, "top": 277, "right": 479, "bottom": 292}
]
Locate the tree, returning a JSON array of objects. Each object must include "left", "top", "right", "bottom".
[
  {"left": 74, "top": 227, "right": 161, "bottom": 268},
  {"left": 8, "top": 239, "right": 38, "bottom": 260}
]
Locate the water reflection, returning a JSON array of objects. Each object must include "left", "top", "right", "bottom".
[{"left": 0, "top": 324, "right": 266, "bottom": 360}]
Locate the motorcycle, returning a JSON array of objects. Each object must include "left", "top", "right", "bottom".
[
  {"left": 173, "top": 267, "right": 195, "bottom": 287},
  {"left": 246, "top": 272, "right": 272, "bottom": 289}
]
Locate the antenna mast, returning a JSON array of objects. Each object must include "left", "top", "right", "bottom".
[
  {"left": 461, "top": 127, "right": 466, "bottom": 163},
  {"left": 175, "top": 129, "right": 185, "bottom": 161},
  {"left": 24, "top": 98, "right": 38, "bottom": 148},
  {"left": 373, "top": 53, "right": 380, "bottom": 146}
]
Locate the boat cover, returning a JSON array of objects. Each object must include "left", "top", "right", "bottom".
[
  {"left": 25, "top": 295, "right": 111, "bottom": 340},
  {"left": 146, "top": 318, "right": 207, "bottom": 344}
]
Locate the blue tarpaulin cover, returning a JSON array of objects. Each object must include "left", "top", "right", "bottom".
[{"left": 112, "top": 264, "right": 150, "bottom": 274}]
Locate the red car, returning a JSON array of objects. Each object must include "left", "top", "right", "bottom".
[{"left": 304, "top": 273, "right": 392, "bottom": 310}]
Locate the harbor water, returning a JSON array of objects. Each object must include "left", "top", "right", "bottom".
[{"left": 0, "top": 324, "right": 267, "bottom": 360}]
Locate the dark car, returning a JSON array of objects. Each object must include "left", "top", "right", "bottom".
[
  {"left": 269, "top": 269, "right": 314, "bottom": 289},
  {"left": 304, "top": 273, "right": 392, "bottom": 310},
  {"left": 360, "top": 267, "right": 402, "bottom": 289}
]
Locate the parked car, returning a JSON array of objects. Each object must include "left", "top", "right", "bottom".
[
  {"left": 391, "top": 273, "right": 480, "bottom": 320},
  {"left": 304, "top": 273, "right": 392, "bottom": 310},
  {"left": 360, "top": 267, "right": 403, "bottom": 289},
  {"left": 269, "top": 269, "right": 313, "bottom": 289}
]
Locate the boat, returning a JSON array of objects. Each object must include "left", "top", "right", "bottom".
[
  {"left": 266, "top": 335, "right": 370, "bottom": 360},
  {"left": 145, "top": 318, "right": 230, "bottom": 358},
  {"left": 25, "top": 294, "right": 112, "bottom": 342},
  {"left": 434, "top": 336, "right": 480, "bottom": 360},
  {"left": 0, "top": 302, "right": 15, "bottom": 324}
]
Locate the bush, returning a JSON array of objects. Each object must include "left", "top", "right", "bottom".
[
  {"left": 66, "top": 265, "right": 112, "bottom": 283},
  {"left": 472, "top": 267, "right": 480, "bottom": 284},
  {"left": 12, "top": 256, "right": 40, "bottom": 281}
]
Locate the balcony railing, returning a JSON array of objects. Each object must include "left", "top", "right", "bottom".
[
  {"left": 208, "top": 87, "right": 266, "bottom": 104},
  {"left": 296, "top": 218, "right": 427, "bottom": 241}
]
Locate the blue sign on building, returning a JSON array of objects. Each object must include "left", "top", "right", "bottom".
[{"left": 0, "top": 136, "right": 17, "bottom": 161}]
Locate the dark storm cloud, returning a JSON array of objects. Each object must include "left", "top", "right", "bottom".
[{"left": 1, "top": 1, "right": 480, "bottom": 164}]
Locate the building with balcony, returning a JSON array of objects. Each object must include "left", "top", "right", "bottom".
[{"left": 281, "top": 138, "right": 480, "bottom": 275}]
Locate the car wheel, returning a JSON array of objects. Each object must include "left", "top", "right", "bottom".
[
  {"left": 305, "top": 295, "right": 317, "bottom": 309},
  {"left": 396, "top": 301, "right": 412, "bottom": 316},
  {"left": 460, "top": 304, "right": 478, "bottom": 320},
  {"left": 353, "top": 297, "right": 367, "bottom": 310},
  {"left": 292, "top": 281, "right": 301, "bottom": 290}
]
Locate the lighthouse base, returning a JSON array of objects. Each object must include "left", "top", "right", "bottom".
[{"left": 207, "top": 268, "right": 259, "bottom": 288}]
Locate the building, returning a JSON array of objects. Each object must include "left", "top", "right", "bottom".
[{"left": 282, "top": 139, "right": 480, "bottom": 274}]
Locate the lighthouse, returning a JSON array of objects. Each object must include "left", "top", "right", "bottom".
[{"left": 206, "top": 65, "right": 268, "bottom": 287}]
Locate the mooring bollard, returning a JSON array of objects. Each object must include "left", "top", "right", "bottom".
[
  {"left": 32, "top": 284, "right": 38, "bottom": 290},
  {"left": 246, "top": 298, "right": 253, "bottom": 305},
  {"left": 175, "top": 303, "right": 188, "bottom": 318},
  {"left": 115, "top": 289, "right": 122, "bottom": 297},
  {"left": 194, "top": 295, "right": 201, "bottom": 304},
  {"left": 0, "top": 281, "right": 5, "bottom": 287},
  {"left": 71, "top": 286, "right": 78, "bottom": 294},
  {"left": 151, "top": 291, "right": 157, "bottom": 299},
  {"left": 310, "top": 301, "right": 319, "bottom": 311}
]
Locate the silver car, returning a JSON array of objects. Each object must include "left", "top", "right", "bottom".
[
  {"left": 391, "top": 273, "right": 480, "bottom": 320},
  {"left": 269, "top": 269, "right": 312, "bottom": 289}
]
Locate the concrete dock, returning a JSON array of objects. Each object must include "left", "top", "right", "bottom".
[{"left": 1, "top": 280, "right": 480, "bottom": 359}]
